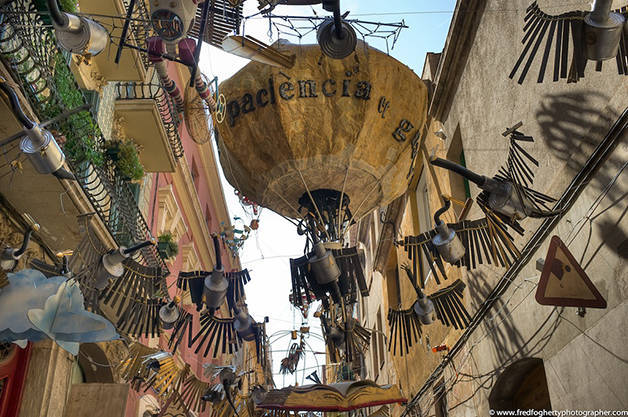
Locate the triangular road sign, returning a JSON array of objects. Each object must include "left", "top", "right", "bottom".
[{"left": 535, "top": 235, "right": 607, "bottom": 308}]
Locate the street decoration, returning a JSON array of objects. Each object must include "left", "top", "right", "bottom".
[
  {"left": 221, "top": 217, "right": 253, "bottom": 257},
  {"left": 510, "top": 1, "right": 627, "bottom": 84},
  {"left": 27, "top": 215, "right": 172, "bottom": 339},
  {"left": 0, "top": 80, "right": 75, "bottom": 181},
  {"left": 27, "top": 279, "right": 119, "bottom": 346},
  {"left": 253, "top": 380, "right": 406, "bottom": 411},
  {"left": 0, "top": 270, "right": 118, "bottom": 355},
  {"left": 215, "top": 42, "right": 427, "bottom": 353},
  {"left": 173, "top": 247, "right": 264, "bottom": 359},
  {"left": 402, "top": 123, "right": 558, "bottom": 284},
  {"left": 398, "top": 197, "right": 520, "bottom": 286},
  {"left": 0, "top": 213, "right": 39, "bottom": 273},
  {"left": 387, "top": 266, "right": 471, "bottom": 357},
  {"left": 280, "top": 339, "right": 305, "bottom": 375},
  {"left": 535, "top": 235, "right": 607, "bottom": 308},
  {"left": 0, "top": 269, "right": 67, "bottom": 346}
]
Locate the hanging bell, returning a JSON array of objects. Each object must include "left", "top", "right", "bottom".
[
  {"left": 583, "top": 0, "right": 625, "bottom": 61},
  {"left": 94, "top": 239, "right": 156, "bottom": 290},
  {"left": 431, "top": 221, "right": 465, "bottom": 264},
  {"left": 47, "top": 0, "right": 108, "bottom": 56},
  {"left": 233, "top": 309, "right": 257, "bottom": 341},
  {"left": 328, "top": 325, "right": 345, "bottom": 347},
  {"left": 204, "top": 235, "right": 228, "bottom": 314},
  {"left": 309, "top": 242, "right": 341, "bottom": 285},
  {"left": 413, "top": 293, "right": 435, "bottom": 325},
  {"left": 159, "top": 297, "right": 180, "bottom": 330},
  {"left": 204, "top": 268, "right": 228, "bottom": 313}
]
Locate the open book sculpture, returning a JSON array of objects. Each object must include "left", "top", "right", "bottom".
[{"left": 255, "top": 380, "right": 406, "bottom": 411}]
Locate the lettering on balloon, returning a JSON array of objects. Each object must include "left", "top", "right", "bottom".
[
  {"left": 378, "top": 96, "right": 390, "bottom": 118},
  {"left": 225, "top": 76, "right": 372, "bottom": 127},
  {"left": 392, "top": 119, "right": 414, "bottom": 142}
]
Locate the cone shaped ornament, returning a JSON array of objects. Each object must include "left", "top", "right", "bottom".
[{"left": 216, "top": 40, "right": 428, "bottom": 225}]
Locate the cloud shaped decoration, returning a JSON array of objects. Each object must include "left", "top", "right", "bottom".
[
  {"left": 0, "top": 269, "right": 65, "bottom": 344},
  {"left": 28, "top": 279, "right": 119, "bottom": 355}
]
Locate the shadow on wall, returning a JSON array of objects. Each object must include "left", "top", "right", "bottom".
[
  {"left": 466, "top": 270, "right": 526, "bottom": 365},
  {"left": 536, "top": 91, "right": 620, "bottom": 199},
  {"left": 466, "top": 269, "right": 565, "bottom": 367},
  {"left": 536, "top": 91, "right": 628, "bottom": 264}
]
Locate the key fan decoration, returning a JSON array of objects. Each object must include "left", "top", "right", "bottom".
[
  {"left": 172, "top": 236, "right": 263, "bottom": 359},
  {"left": 119, "top": 343, "right": 213, "bottom": 414},
  {"left": 387, "top": 266, "right": 471, "bottom": 356},
  {"left": 398, "top": 198, "right": 520, "bottom": 286},
  {"left": 318, "top": 312, "right": 371, "bottom": 364},
  {"left": 402, "top": 123, "right": 559, "bottom": 284},
  {"left": 510, "top": 1, "right": 627, "bottom": 83},
  {"left": 290, "top": 246, "right": 368, "bottom": 311}
]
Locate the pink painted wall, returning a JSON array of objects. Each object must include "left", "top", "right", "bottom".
[{"left": 124, "top": 62, "right": 236, "bottom": 417}]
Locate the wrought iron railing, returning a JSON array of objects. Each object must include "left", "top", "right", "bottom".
[
  {"left": 114, "top": 82, "right": 185, "bottom": 159},
  {"left": 0, "top": 0, "right": 168, "bottom": 273}
]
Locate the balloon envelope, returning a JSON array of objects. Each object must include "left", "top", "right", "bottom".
[{"left": 215, "top": 40, "right": 428, "bottom": 224}]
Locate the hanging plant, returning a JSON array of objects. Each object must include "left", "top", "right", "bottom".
[
  {"left": 157, "top": 233, "right": 178, "bottom": 260},
  {"left": 104, "top": 139, "right": 144, "bottom": 181}
]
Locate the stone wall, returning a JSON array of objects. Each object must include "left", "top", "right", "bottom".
[{"left": 398, "top": 0, "right": 628, "bottom": 415}]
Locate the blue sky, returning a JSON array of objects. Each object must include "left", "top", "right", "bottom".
[{"left": 200, "top": 0, "right": 455, "bottom": 387}]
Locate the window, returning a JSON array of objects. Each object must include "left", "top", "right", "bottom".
[
  {"left": 191, "top": 158, "right": 200, "bottom": 191},
  {"left": 385, "top": 248, "right": 401, "bottom": 308},
  {"left": 415, "top": 171, "right": 432, "bottom": 284},
  {"left": 205, "top": 204, "right": 212, "bottom": 228},
  {"left": 446, "top": 125, "right": 471, "bottom": 218}
]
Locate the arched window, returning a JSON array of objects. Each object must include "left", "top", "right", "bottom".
[
  {"left": 77, "top": 343, "right": 115, "bottom": 383},
  {"left": 489, "top": 358, "right": 552, "bottom": 411}
]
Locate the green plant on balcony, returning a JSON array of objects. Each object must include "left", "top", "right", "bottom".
[
  {"left": 157, "top": 233, "right": 178, "bottom": 260},
  {"left": 45, "top": 53, "right": 103, "bottom": 166},
  {"left": 33, "top": 0, "right": 78, "bottom": 24},
  {"left": 104, "top": 139, "right": 145, "bottom": 181}
]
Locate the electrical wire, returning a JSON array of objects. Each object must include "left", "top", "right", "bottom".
[{"left": 402, "top": 126, "right": 628, "bottom": 415}]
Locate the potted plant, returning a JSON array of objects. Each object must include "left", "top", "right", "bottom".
[
  {"left": 104, "top": 139, "right": 144, "bottom": 181},
  {"left": 157, "top": 233, "right": 178, "bottom": 260}
]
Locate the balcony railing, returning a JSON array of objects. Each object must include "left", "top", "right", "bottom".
[
  {"left": 114, "top": 82, "right": 185, "bottom": 159},
  {"left": 0, "top": 0, "right": 168, "bottom": 273}
]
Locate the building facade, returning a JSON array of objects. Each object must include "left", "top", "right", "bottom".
[
  {"left": 352, "top": 1, "right": 627, "bottom": 416},
  {"left": 0, "top": 0, "right": 257, "bottom": 415}
]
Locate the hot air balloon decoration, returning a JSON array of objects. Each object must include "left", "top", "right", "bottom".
[{"left": 215, "top": 39, "right": 428, "bottom": 320}]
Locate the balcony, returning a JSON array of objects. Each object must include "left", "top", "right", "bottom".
[
  {"left": 0, "top": 1, "right": 167, "bottom": 272},
  {"left": 75, "top": 0, "right": 149, "bottom": 84},
  {"left": 114, "top": 81, "right": 184, "bottom": 172}
]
